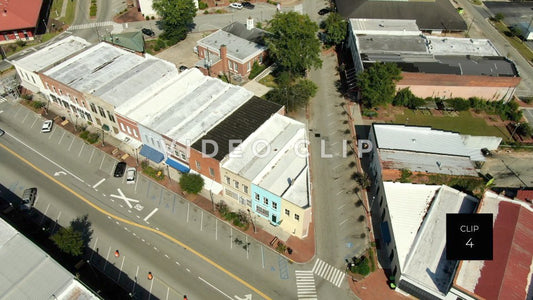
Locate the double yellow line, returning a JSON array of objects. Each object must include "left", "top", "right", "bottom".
[{"left": 0, "top": 142, "right": 271, "bottom": 300}]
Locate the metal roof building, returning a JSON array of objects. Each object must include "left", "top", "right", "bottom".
[
  {"left": 373, "top": 124, "right": 499, "bottom": 163},
  {"left": 0, "top": 218, "right": 98, "bottom": 300},
  {"left": 8, "top": 36, "right": 91, "bottom": 73},
  {"left": 116, "top": 68, "right": 255, "bottom": 146},
  {"left": 453, "top": 191, "right": 533, "bottom": 300},
  {"left": 383, "top": 182, "right": 478, "bottom": 299},
  {"left": 44, "top": 42, "right": 178, "bottom": 107}
]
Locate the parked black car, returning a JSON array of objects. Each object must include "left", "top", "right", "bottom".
[
  {"left": 142, "top": 28, "right": 155, "bottom": 37},
  {"left": 242, "top": 1, "right": 255, "bottom": 9},
  {"left": 114, "top": 162, "right": 127, "bottom": 177}
]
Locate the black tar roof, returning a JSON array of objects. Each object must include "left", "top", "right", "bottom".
[
  {"left": 336, "top": 0, "right": 467, "bottom": 31},
  {"left": 222, "top": 22, "right": 269, "bottom": 46},
  {"left": 191, "top": 96, "right": 282, "bottom": 161}
]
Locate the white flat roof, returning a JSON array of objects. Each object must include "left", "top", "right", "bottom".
[
  {"left": 281, "top": 165, "right": 309, "bottom": 207},
  {"left": 117, "top": 68, "right": 253, "bottom": 144},
  {"left": 350, "top": 18, "right": 421, "bottom": 36},
  {"left": 92, "top": 55, "right": 178, "bottom": 107},
  {"left": 11, "top": 36, "right": 91, "bottom": 72},
  {"left": 426, "top": 36, "right": 500, "bottom": 56},
  {"left": 373, "top": 124, "right": 485, "bottom": 162},
  {"left": 384, "top": 182, "right": 441, "bottom": 271},
  {"left": 223, "top": 114, "right": 305, "bottom": 179},
  {"left": 197, "top": 30, "right": 267, "bottom": 62},
  {"left": 44, "top": 43, "right": 146, "bottom": 95},
  {"left": 399, "top": 184, "right": 478, "bottom": 297},
  {"left": 0, "top": 218, "right": 98, "bottom": 299}
]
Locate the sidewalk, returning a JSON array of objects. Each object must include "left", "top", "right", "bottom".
[{"left": 39, "top": 102, "right": 316, "bottom": 264}]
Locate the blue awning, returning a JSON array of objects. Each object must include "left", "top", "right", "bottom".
[
  {"left": 381, "top": 222, "right": 391, "bottom": 244},
  {"left": 139, "top": 145, "right": 164, "bottom": 163},
  {"left": 165, "top": 158, "right": 190, "bottom": 173}
]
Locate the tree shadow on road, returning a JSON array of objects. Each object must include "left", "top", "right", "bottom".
[{"left": 70, "top": 214, "right": 94, "bottom": 248}]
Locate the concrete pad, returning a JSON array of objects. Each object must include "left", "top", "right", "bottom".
[{"left": 242, "top": 80, "right": 272, "bottom": 97}]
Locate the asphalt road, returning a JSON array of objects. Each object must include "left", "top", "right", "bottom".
[{"left": 0, "top": 99, "right": 324, "bottom": 299}]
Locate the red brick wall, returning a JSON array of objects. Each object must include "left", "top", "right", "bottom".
[
  {"left": 115, "top": 114, "right": 141, "bottom": 141},
  {"left": 188, "top": 148, "right": 221, "bottom": 182},
  {"left": 39, "top": 74, "right": 86, "bottom": 108},
  {"left": 398, "top": 72, "right": 521, "bottom": 101}
]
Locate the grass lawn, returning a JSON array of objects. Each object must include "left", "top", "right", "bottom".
[
  {"left": 258, "top": 74, "right": 277, "bottom": 88},
  {"left": 393, "top": 110, "right": 511, "bottom": 140},
  {"left": 50, "top": 0, "right": 76, "bottom": 25},
  {"left": 61, "top": 0, "right": 76, "bottom": 25}
]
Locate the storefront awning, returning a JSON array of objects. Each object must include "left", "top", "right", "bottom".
[
  {"left": 165, "top": 158, "right": 190, "bottom": 173},
  {"left": 139, "top": 145, "right": 164, "bottom": 163}
]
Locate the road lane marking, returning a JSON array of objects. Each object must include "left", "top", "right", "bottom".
[
  {"left": 143, "top": 208, "right": 158, "bottom": 222},
  {"left": 4, "top": 132, "right": 84, "bottom": 182},
  {"left": 198, "top": 277, "right": 233, "bottom": 300},
  {"left": 0, "top": 142, "right": 273, "bottom": 300},
  {"left": 93, "top": 178, "right": 105, "bottom": 189},
  {"left": 110, "top": 188, "right": 140, "bottom": 208}
]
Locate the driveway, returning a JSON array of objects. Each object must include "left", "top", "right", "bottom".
[
  {"left": 480, "top": 149, "right": 533, "bottom": 188},
  {"left": 155, "top": 32, "right": 205, "bottom": 68}
]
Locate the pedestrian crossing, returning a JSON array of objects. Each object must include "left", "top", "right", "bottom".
[
  {"left": 69, "top": 21, "right": 115, "bottom": 30},
  {"left": 295, "top": 270, "right": 317, "bottom": 300},
  {"left": 312, "top": 259, "right": 345, "bottom": 287}
]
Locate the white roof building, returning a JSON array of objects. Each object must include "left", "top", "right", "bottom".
[
  {"left": 0, "top": 218, "right": 98, "bottom": 299},
  {"left": 44, "top": 42, "right": 178, "bottom": 107},
  {"left": 383, "top": 182, "right": 478, "bottom": 298},
  {"left": 349, "top": 18, "right": 421, "bottom": 36},
  {"left": 222, "top": 113, "right": 309, "bottom": 207},
  {"left": 9, "top": 36, "right": 91, "bottom": 73},
  {"left": 116, "top": 68, "right": 254, "bottom": 145},
  {"left": 373, "top": 124, "right": 501, "bottom": 163}
]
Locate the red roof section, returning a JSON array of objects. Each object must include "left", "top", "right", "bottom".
[
  {"left": 475, "top": 201, "right": 533, "bottom": 300},
  {"left": 0, "top": 0, "right": 43, "bottom": 31},
  {"left": 516, "top": 190, "right": 533, "bottom": 202}
]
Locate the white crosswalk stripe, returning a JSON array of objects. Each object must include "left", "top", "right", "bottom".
[
  {"left": 295, "top": 270, "right": 317, "bottom": 300},
  {"left": 311, "top": 259, "right": 345, "bottom": 287},
  {"left": 69, "top": 21, "right": 115, "bottom": 30}
]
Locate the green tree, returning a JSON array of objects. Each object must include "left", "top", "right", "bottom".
[
  {"left": 51, "top": 227, "right": 84, "bottom": 256},
  {"left": 265, "top": 12, "right": 322, "bottom": 75},
  {"left": 494, "top": 13, "right": 504, "bottom": 22},
  {"left": 356, "top": 62, "right": 402, "bottom": 108},
  {"left": 322, "top": 13, "right": 347, "bottom": 46},
  {"left": 266, "top": 78, "right": 317, "bottom": 112},
  {"left": 179, "top": 173, "right": 204, "bottom": 194},
  {"left": 153, "top": 0, "right": 197, "bottom": 45}
]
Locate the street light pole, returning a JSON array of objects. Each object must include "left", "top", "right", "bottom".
[
  {"left": 247, "top": 209, "right": 257, "bottom": 233},
  {"left": 511, "top": 122, "right": 521, "bottom": 138},
  {"left": 101, "top": 128, "right": 105, "bottom": 146}
]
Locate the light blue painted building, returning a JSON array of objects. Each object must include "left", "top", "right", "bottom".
[{"left": 251, "top": 185, "right": 281, "bottom": 224}]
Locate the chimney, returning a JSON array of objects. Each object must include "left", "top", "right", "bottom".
[
  {"left": 246, "top": 17, "right": 254, "bottom": 30},
  {"left": 220, "top": 44, "right": 228, "bottom": 74}
]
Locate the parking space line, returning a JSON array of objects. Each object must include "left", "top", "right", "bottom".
[
  {"left": 89, "top": 148, "right": 95, "bottom": 163},
  {"left": 89, "top": 237, "right": 99, "bottom": 262},
  {"left": 31, "top": 117, "right": 38, "bottom": 128},
  {"left": 40, "top": 203, "right": 51, "bottom": 225},
  {"left": 21, "top": 111, "right": 29, "bottom": 123},
  {"left": 339, "top": 219, "right": 349, "bottom": 226},
  {"left": 172, "top": 195, "right": 175, "bottom": 213},
  {"left": 118, "top": 255, "right": 126, "bottom": 281},
  {"left": 78, "top": 143, "right": 84, "bottom": 157},
  {"left": 165, "top": 287, "right": 170, "bottom": 300},
  {"left": 68, "top": 137, "right": 75, "bottom": 151},
  {"left": 186, "top": 203, "right": 190, "bottom": 223},
  {"left": 103, "top": 246, "right": 111, "bottom": 271},
  {"left": 200, "top": 211, "right": 203, "bottom": 231},
  {"left": 148, "top": 272, "right": 154, "bottom": 298},
  {"left": 58, "top": 131, "right": 65, "bottom": 144},
  {"left": 131, "top": 265, "right": 139, "bottom": 295},
  {"left": 99, "top": 155, "right": 105, "bottom": 170},
  {"left": 215, "top": 219, "right": 218, "bottom": 240},
  {"left": 48, "top": 129, "right": 54, "bottom": 139}
]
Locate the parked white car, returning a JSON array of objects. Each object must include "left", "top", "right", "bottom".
[
  {"left": 126, "top": 167, "right": 136, "bottom": 184},
  {"left": 229, "top": 2, "right": 243, "bottom": 9},
  {"left": 41, "top": 120, "right": 53, "bottom": 133}
]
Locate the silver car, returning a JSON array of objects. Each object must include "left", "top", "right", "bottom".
[
  {"left": 41, "top": 120, "right": 53, "bottom": 133},
  {"left": 126, "top": 167, "right": 136, "bottom": 184}
]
